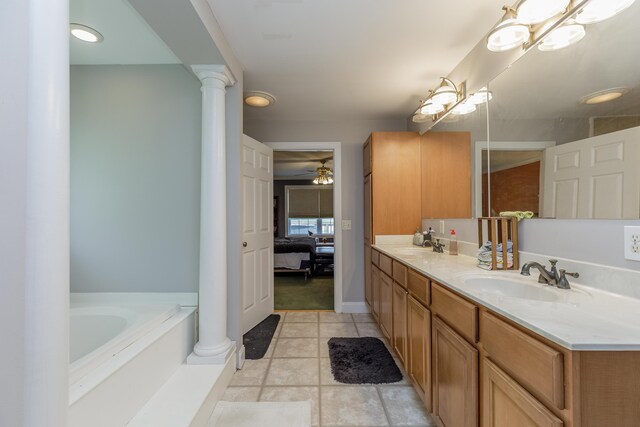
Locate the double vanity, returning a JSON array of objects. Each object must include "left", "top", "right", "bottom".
[{"left": 367, "top": 243, "right": 640, "bottom": 427}]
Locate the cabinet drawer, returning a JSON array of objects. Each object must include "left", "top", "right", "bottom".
[
  {"left": 392, "top": 260, "right": 408, "bottom": 288},
  {"left": 372, "top": 248, "right": 380, "bottom": 266},
  {"left": 480, "top": 311, "right": 564, "bottom": 409},
  {"left": 379, "top": 253, "right": 393, "bottom": 277},
  {"left": 431, "top": 282, "right": 478, "bottom": 344},
  {"left": 407, "top": 269, "right": 429, "bottom": 306}
]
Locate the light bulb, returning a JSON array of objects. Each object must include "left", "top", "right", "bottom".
[
  {"left": 538, "top": 22, "right": 585, "bottom": 51},
  {"left": 420, "top": 101, "right": 445, "bottom": 115},
  {"left": 517, "top": 0, "right": 570, "bottom": 25},
  {"left": 470, "top": 87, "right": 493, "bottom": 105},
  {"left": 576, "top": 0, "right": 635, "bottom": 24},
  {"left": 450, "top": 100, "right": 477, "bottom": 115},
  {"left": 487, "top": 18, "right": 530, "bottom": 52}
]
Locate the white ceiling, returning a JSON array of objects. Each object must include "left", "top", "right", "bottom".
[
  {"left": 70, "top": 0, "right": 180, "bottom": 65},
  {"left": 208, "top": 0, "right": 507, "bottom": 121}
]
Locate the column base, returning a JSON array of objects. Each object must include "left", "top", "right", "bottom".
[{"left": 188, "top": 340, "right": 236, "bottom": 365}]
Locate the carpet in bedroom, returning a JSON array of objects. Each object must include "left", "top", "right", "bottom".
[{"left": 274, "top": 274, "right": 334, "bottom": 310}]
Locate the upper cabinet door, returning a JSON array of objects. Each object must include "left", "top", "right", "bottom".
[{"left": 363, "top": 138, "right": 372, "bottom": 177}]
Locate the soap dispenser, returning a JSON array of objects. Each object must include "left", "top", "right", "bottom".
[
  {"left": 413, "top": 228, "right": 424, "bottom": 246},
  {"left": 449, "top": 229, "right": 458, "bottom": 255}
]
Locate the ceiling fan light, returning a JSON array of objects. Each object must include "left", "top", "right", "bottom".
[
  {"left": 575, "top": 0, "right": 635, "bottom": 24},
  {"left": 517, "top": 0, "right": 570, "bottom": 25},
  {"left": 487, "top": 8, "right": 530, "bottom": 52},
  {"left": 538, "top": 22, "right": 585, "bottom": 51}
]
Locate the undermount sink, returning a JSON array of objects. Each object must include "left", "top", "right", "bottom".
[{"left": 464, "top": 277, "right": 558, "bottom": 302}]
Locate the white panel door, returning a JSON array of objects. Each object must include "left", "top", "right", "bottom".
[
  {"left": 241, "top": 135, "right": 274, "bottom": 333},
  {"left": 542, "top": 126, "right": 640, "bottom": 219}
]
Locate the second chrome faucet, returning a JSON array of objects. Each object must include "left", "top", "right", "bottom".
[{"left": 520, "top": 259, "right": 579, "bottom": 289}]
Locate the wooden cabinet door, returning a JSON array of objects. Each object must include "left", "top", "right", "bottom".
[
  {"left": 379, "top": 272, "right": 393, "bottom": 340},
  {"left": 371, "top": 266, "right": 380, "bottom": 322},
  {"left": 432, "top": 316, "right": 478, "bottom": 427},
  {"left": 482, "top": 358, "right": 563, "bottom": 427},
  {"left": 364, "top": 174, "right": 371, "bottom": 242},
  {"left": 392, "top": 282, "right": 408, "bottom": 365},
  {"left": 363, "top": 138, "right": 372, "bottom": 177},
  {"left": 364, "top": 244, "right": 372, "bottom": 306},
  {"left": 407, "top": 296, "right": 431, "bottom": 411}
]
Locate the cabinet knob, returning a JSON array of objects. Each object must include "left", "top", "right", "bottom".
[{"left": 242, "top": 242, "right": 248, "bottom": 247}]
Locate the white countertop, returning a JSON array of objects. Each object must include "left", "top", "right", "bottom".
[{"left": 373, "top": 244, "right": 640, "bottom": 351}]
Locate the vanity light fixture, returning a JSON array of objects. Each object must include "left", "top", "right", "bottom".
[
  {"left": 412, "top": 113, "right": 430, "bottom": 123},
  {"left": 487, "top": 7, "right": 531, "bottom": 52},
  {"left": 244, "top": 91, "right": 276, "bottom": 108},
  {"left": 517, "top": 0, "right": 571, "bottom": 25},
  {"left": 537, "top": 20, "right": 586, "bottom": 51},
  {"left": 580, "top": 87, "right": 630, "bottom": 105},
  {"left": 431, "top": 78, "right": 459, "bottom": 105},
  {"left": 575, "top": 0, "right": 636, "bottom": 24},
  {"left": 470, "top": 87, "right": 493, "bottom": 105},
  {"left": 450, "top": 99, "right": 477, "bottom": 115},
  {"left": 420, "top": 99, "right": 446, "bottom": 116},
  {"left": 70, "top": 23, "right": 104, "bottom": 43}
]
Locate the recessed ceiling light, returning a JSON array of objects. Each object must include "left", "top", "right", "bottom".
[
  {"left": 580, "top": 87, "right": 630, "bottom": 105},
  {"left": 244, "top": 91, "right": 276, "bottom": 108},
  {"left": 70, "top": 23, "right": 103, "bottom": 43}
]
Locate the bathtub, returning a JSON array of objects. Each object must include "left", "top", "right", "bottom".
[{"left": 68, "top": 293, "right": 197, "bottom": 427}]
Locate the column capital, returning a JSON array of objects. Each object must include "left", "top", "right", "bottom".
[{"left": 191, "top": 64, "right": 236, "bottom": 87}]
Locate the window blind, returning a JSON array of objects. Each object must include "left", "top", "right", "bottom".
[{"left": 287, "top": 186, "right": 333, "bottom": 218}]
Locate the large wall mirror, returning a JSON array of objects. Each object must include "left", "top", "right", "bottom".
[
  {"left": 425, "top": 1, "right": 640, "bottom": 219},
  {"left": 483, "top": 1, "right": 640, "bottom": 219}
]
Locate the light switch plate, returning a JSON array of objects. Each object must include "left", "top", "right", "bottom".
[
  {"left": 624, "top": 226, "right": 640, "bottom": 261},
  {"left": 439, "top": 220, "right": 445, "bottom": 234},
  {"left": 341, "top": 220, "right": 352, "bottom": 230}
]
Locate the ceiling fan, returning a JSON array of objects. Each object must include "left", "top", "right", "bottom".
[{"left": 289, "top": 157, "right": 334, "bottom": 184}]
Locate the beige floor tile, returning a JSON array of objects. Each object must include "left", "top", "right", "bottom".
[
  {"left": 319, "top": 338, "right": 331, "bottom": 357},
  {"left": 273, "top": 338, "right": 319, "bottom": 358},
  {"left": 319, "top": 312, "right": 354, "bottom": 323},
  {"left": 284, "top": 312, "right": 319, "bottom": 323},
  {"left": 378, "top": 386, "right": 434, "bottom": 426},
  {"left": 320, "top": 357, "right": 348, "bottom": 386},
  {"left": 230, "top": 359, "right": 270, "bottom": 386},
  {"left": 264, "top": 358, "right": 319, "bottom": 385},
  {"left": 320, "top": 386, "right": 389, "bottom": 426},
  {"left": 280, "top": 322, "right": 319, "bottom": 338},
  {"left": 260, "top": 386, "right": 320, "bottom": 426},
  {"left": 352, "top": 313, "right": 375, "bottom": 323},
  {"left": 355, "top": 322, "right": 383, "bottom": 338},
  {"left": 220, "top": 386, "right": 261, "bottom": 402},
  {"left": 319, "top": 322, "right": 359, "bottom": 338},
  {"left": 263, "top": 340, "right": 276, "bottom": 358}
]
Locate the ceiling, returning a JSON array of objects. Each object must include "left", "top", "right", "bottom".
[
  {"left": 70, "top": 0, "right": 180, "bottom": 65},
  {"left": 273, "top": 150, "right": 334, "bottom": 180},
  {"left": 208, "top": 0, "right": 507, "bottom": 121}
]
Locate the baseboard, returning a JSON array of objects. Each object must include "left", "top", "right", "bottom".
[{"left": 340, "top": 302, "right": 370, "bottom": 313}]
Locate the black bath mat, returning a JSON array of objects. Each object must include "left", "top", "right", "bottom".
[
  {"left": 327, "top": 337, "right": 402, "bottom": 384},
  {"left": 243, "top": 314, "right": 281, "bottom": 360}
]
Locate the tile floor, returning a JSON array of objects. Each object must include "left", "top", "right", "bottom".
[{"left": 223, "top": 311, "right": 435, "bottom": 427}]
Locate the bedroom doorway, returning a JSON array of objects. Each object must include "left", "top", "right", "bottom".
[{"left": 268, "top": 143, "right": 342, "bottom": 311}]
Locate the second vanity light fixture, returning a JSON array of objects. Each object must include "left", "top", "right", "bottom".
[
  {"left": 413, "top": 81, "right": 492, "bottom": 123},
  {"left": 487, "top": 0, "right": 636, "bottom": 52}
]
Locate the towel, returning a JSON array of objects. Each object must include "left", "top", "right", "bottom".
[
  {"left": 499, "top": 211, "right": 534, "bottom": 221},
  {"left": 478, "top": 240, "right": 513, "bottom": 254}
]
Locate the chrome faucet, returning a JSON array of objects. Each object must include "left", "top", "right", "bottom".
[
  {"left": 422, "top": 227, "right": 434, "bottom": 248},
  {"left": 432, "top": 239, "right": 445, "bottom": 253},
  {"left": 520, "top": 259, "right": 579, "bottom": 289}
]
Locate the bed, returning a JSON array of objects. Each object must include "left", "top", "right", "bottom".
[{"left": 274, "top": 237, "right": 316, "bottom": 279}]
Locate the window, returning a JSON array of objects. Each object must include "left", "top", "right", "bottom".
[{"left": 285, "top": 185, "right": 334, "bottom": 236}]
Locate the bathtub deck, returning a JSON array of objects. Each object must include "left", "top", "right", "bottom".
[{"left": 127, "top": 360, "right": 235, "bottom": 427}]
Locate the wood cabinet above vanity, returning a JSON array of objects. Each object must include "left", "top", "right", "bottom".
[{"left": 369, "top": 247, "right": 640, "bottom": 427}]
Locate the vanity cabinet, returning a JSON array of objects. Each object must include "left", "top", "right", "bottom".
[
  {"left": 432, "top": 315, "right": 478, "bottom": 427},
  {"left": 379, "top": 271, "right": 393, "bottom": 340},
  {"left": 371, "top": 264, "right": 380, "bottom": 322},
  {"left": 407, "top": 294, "right": 431, "bottom": 410},
  {"left": 392, "top": 281, "right": 408, "bottom": 365}
]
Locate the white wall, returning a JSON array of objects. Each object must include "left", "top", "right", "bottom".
[
  {"left": 70, "top": 65, "right": 202, "bottom": 292},
  {"left": 0, "top": 1, "right": 28, "bottom": 423},
  {"left": 245, "top": 118, "right": 407, "bottom": 303}
]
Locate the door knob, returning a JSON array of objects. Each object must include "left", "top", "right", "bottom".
[{"left": 242, "top": 242, "right": 248, "bottom": 247}]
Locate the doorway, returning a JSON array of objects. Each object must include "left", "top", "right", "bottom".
[{"left": 267, "top": 142, "right": 343, "bottom": 312}]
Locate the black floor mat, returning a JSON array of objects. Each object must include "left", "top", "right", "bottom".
[
  {"left": 327, "top": 337, "right": 403, "bottom": 384},
  {"left": 243, "top": 314, "right": 281, "bottom": 359}
]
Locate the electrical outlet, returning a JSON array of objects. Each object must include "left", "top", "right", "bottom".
[
  {"left": 624, "top": 226, "right": 640, "bottom": 261},
  {"left": 341, "top": 220, "right": 352, "bottom": 230}
]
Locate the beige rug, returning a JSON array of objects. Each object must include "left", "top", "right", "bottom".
[{"left": 208, "top": 401, "right": 311, "bottom": 427}]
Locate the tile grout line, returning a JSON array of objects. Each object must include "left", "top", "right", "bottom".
[{"left": 256, "top": 311, "right": 285, "bottom": 401}]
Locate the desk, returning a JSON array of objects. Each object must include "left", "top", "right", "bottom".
[{"left": 315, "top": 246, "right": 334, "bottom": 274}]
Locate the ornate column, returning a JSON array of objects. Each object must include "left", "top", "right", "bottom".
[{"left": 188, "top": 65, "right": 237, "bottom": 364}]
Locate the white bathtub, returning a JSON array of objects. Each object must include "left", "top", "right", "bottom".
[{"left": 68, "top": 293, "right": 197, "bottom": 427}]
